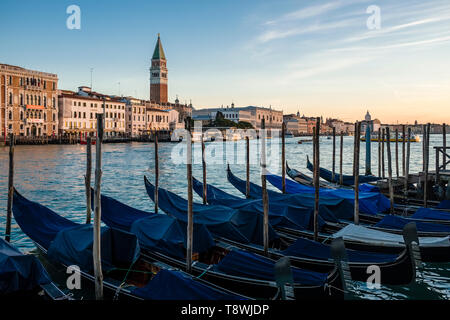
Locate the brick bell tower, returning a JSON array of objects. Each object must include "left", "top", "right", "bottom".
[{"left": 150, "top": 33, "right": 168, "bottom": 104}]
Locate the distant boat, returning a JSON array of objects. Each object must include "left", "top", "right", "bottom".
[
  {"left": 298, "top": 139, "right": 313, "bottom": 144},
  {"left": 80, "top": 137, "right": 96, "bottom": 145},
  {"left": 284, "top": 131, "right": 294, "bottom": 138}
]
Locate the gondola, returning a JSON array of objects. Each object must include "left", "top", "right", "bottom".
[
  {"left": 0, "top": 237, "right": 69, "bottom": 300},
  {"left": 224, "top": 168, "right": 450, "bottom": 261},
  {"left": 267, "top": 169, "right": 450, "bottom": 228},
  {"left": 286, "top": 162, "right": 333, "bottom": 188},
  {"left": 306, "top": 156, "right": 381, "bottom": 186},
  {"left": 227, "top": 166, "right": 450, "bottom": 237},
  {"left": 11, "top": 189, "right": 247, "bottom": 300},
  {"left": 97, "top": 191, "right": 343, "bottom": 299},
  {"left": 143, "top": 177, "right": 415, "bottom": 285}
]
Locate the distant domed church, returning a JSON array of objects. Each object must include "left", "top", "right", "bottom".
[{"left": 362, "top": 110, "right": 381, "bottom": 133}]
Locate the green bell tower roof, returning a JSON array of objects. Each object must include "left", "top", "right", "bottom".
[{"left": 152, "top": 33, "right": 166, "bottom": 60}]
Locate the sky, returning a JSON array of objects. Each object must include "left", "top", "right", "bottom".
[{"left": 1, "top": 0, "right": 449, "bottom": 124}]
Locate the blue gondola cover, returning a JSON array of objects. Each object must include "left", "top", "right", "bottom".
[
  {"left": 0, "top": 238, "right": 50, "bottom": 294},
  {"left": 213, "top": 249, "right": 328, "bottom": 286},
  {"left": 411, "top": 208, "right": 450, "bottom": 221},
  {"left": 130, "top": 215, "right": 215, "bottom": 259},
  {"left": 145, "top": 177, "right": 279, "bottom": 245},
  {"left": 131, "top": 269, "right": 244, "bottom": 300},
  {"left": 281, "top": 237, "right": 397, "bottom": 263},
  {"left": 374, "top": 215, "right": 450, "bottom": 233},
  {"left": 47, "top": 225, "right": 140, "bottom": 273}
]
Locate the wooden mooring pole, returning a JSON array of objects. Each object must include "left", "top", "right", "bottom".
[
  {"left": 395, "top": 129, "right": 399, "bottom": 179},
  {"left": 424, "top": 123, "right": 431, "bottom": 207},
  {"left": 186, "top": 118, "right": 194, "bottom": 272},
  {"left": 354, "top": 122, "right": 360, "bottom": 225},
  {"left": 261, "top": 119, "right": 269, "bottom": 255},
  {"left": 378, "top": 128, "right": 381, "bottom": 177},
  {"left": 339, "top": 131, "right": 343, "bottom": 185},
  {"left": 154, "top": 131, "right": 159, "bottom": 213},
  {"left": 386, "top": 128, "right": 395, "bottom": 213},
  {"left": 443, "top": 123, "right": 447, "bottom": 171},
  {"left": 332, "top": 126, "right": 336, "bottom": 182},
  {"left": 402, "top": 125, "right": 406, "bottom": 177},
  {"left": 246, "top": 136, "right": 250, "bottom": 198},
  {"left": 405, "top": 127, "right": 411, "bottom": 200},
  {"left": 381, "top": 128, "right": 385, "bottom": 179},
  {"left": 313, "top": 118, "right": 320, "bottom": 241},
  {"left": 202, "top": 133, "right": 207, "bottom": 204},
  {"left": 281, "top": 122, "right": 286, "bottom": 194},
  {"left": 85, "top": 136, "right": 92, "bottom": 224},
  {"left": 5, "top": 134, "right": 14, "bottom": 242},
  {"left": 365, "top": 125, "right": 371, "bottom": 176},
  {"left": 93, "top": 114, "right": 104, "bottom": 300}
]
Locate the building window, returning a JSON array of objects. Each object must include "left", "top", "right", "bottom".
[
  {"left": 53, "top": 82, "right": 56, "bottom": 90},
  {"left": 9, "top": 76, "right": 12, "bottom": 85},
  {"left": 53, "top": 114, "right": 56, "bottom": 122},
  {"left": 20, "top": 111, "right": 23, "bottom": 120},
  {"left": 8, "top": 111, "right": 12, "bottom": 120},
  {"left": 74, "top": 101, "right": 77, "bottom": 106},
  {"left": 38, "top": 96, "right": 41, "bottom": 105},
  {"left": 20, "top": 94, "right": 23, "bottom": 105},
  {"left": 44, "top": 113, "right": 47, "bottom": 121},
  {"left": 43, "top": 81, "right": 47, "bottom": 89},
  {"left": 74, "top": 112, "right": 77, "bottom": 118},
  {"left": 53, "top": 98, "right": 56, "bottom": 108},
  {"left": 83, "top": 112, "right": 86, "bottom": 119},
  {"left": 9, "top": 93, "right": 13, "bottom": 104},
  {"left": 44, "top": 96, "right": 47, "bottom": 107}
]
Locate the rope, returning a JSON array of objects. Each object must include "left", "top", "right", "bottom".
[
  {"left": 113, "top": 262, "right": 137, "bottom": 301},
  {"left": 196, "top": 264, "right": 213, "bottom": 279}
]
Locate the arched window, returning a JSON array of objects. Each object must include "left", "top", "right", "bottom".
[
  {"left": 20, "top": 94, "right": 23, "bottom": 105},
  {"left": 53, "top": 113, "right": 56, "bottom": 122},
  {"left": 43, "top": 96, "right": 47, "bottom": 107},
  {"left": 9, "top": 93, "right": 13, "bottom": 104},
  {"left": 53, "top": 98, "right": 56, "bottom": 108},
  {"left": 44, "top": 113, "right": 46, "bottom": 121},
  {"left": 26, "top": 95, "right": 29, "bottom": 105},
  {"left": 38, "top": 96, "right": 41, "bottom": 105},
  {"left": 20, "top": 111, "right": 23, "bottom": 120},
  {"left": 8, "top": 111, "right": 12, "bottom": 120}
]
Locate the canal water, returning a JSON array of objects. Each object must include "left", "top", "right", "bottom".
[{"left": 0, "top": 134, "right": 449, "bottom": 300}]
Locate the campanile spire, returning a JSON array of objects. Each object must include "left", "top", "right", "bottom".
[{"left": 150, "top": 34, "right": 168, "bottom": 103}]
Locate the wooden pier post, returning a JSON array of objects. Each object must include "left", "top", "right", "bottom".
[
  {"left": 93, "top": 114, "right": 104, "bottom": 300},
  {"left": 365, "top": 124, "right": 371, "bottom": 176},
  {"left": 246, "top": 136, "right": 250, "bottom": 198},
  {"left": 5, "top": 134, "right": 14, "bottom": 242},
  {"left": 395, "top": 129, "right": 399, "bottom": 179},
  {"left": 378, "top": 128, "right": 381, "bottom": 177},
  {"left": 339, "top": 131, "right": 343, "bottom": 185},
  {"left": 332, "top": 126, "right": 336, "bottom": 182},
  {"left": 386, "top": 128, "right": 395, "bottom": 213},
  {"left": 186, "top": 118, "right": 194, "bottom": 272},
  {"left": 402, "top": 125, "right": 406, "bottom": 177},
  {"left": 281, "top": 122, "right": 286, "bottom": 193},
  {"left": 405, "top": 127, "right": 411, "bottom": 200},
  {"left": 201, "top": 133, "right": 207, "bottom": 204},
  {"left": 422, "top": 124, "right": 426, "bottom": 172},
  {"left": 85, "top": 136, "right": 92, "bottom": 224},
  {"left": 424, "top": 123, "right": 431, "bottom": 207},
  {"left": 354, "top": 123, "right": 360, "bottom": 225},
  {"left": 260, "top": 118, "right": 269, "bottom": 255},
  {"left": 381, "top": 128, "right": 385, "bottom": 179},
  {"left": 313, "top": 118, "right": 321, "bottom": 241},
  {"left": 154, "top": 131, "right": 159, "bottom": 213},
  {"left": 443, "top": 123, "right": 447, "bottom": 170}
]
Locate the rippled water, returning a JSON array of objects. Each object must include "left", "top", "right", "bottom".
[{"left": 0, "top": 134, "right": 449, "bottom": 299}]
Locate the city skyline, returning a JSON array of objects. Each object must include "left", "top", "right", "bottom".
[{"left": 1, "top": 0, "right": 449, "bottom": 123}]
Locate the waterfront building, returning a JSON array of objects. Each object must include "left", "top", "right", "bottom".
[
  {"left": 0, "top": 63, "right": 59, "bottom": 138},
  {"left": 58, "top": 86, "right": 126, "bottom": 137},
  {"left": 124, "top": 96, "right": 147, "bottom": 137},
  {"left": 193, "top": 104, "right": 283, "bottom": 129},
  {"left": 145, "top": 107, "right": 170, "bottom": 131},
  {"left": 283, "top": 113, "right": 308, "bottom": 135},
  {"left": 192, "top": 103, "right": 253, "bottom": 125}
]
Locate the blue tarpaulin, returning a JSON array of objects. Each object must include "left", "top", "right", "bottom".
[
  {"left": 227, "top": 167, "right": 388, "bottom": 217},
  {"left": 0, "top": 238, "right": 50, "bottom": 294},
  {"left": 13, "top": 190, "right": 78, "bottom": 249},
  {"left": 411, "top": 208, "right": 450, "bottom": 221},
  {"left": 306, "top": 157, "right": 381, "bottom": 186},
  {"left": 213, "top": 249, "right": 328, "bottom": 286},
  {"left": 144, "top": 177, "right": 279, "bottom": 245},
  {"left": 437, "top": 200, "right": 450, "bottom": 210},
  {"left": 192, "top": 176, "right": 333, "bottom": 229},
  {"left": 99, "top": 192, "right": 216, "bottom": 258},
  {"left": 131, "top": 215, "right": 215, "bottom": 259},
  {"left": 374, "top": 215, "right": 450, "bottom": 233},
  {"left": 281, "top": 237, "right": 398, "bottom": 263},
  {"left": 131, "top": 269, "right": 245, "bottom": 300},
  {"left": 263, "top": 170, "right": 390, "bottom": 215},
  {"left": 47, "top": 225, "right": 140, "bottom": 273}
]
